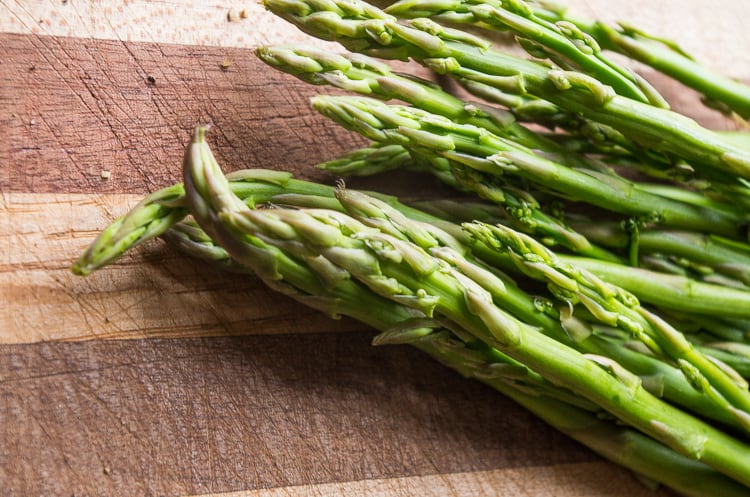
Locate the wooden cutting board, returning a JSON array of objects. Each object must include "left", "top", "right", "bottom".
[{"left": 2, "top": 1, "right": 749, "bottom": 496}]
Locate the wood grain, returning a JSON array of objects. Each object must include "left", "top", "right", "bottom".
[
  {"left": 1, "top": 192, "right": 367, "bottom": 344},
  {"left": 1, "top": 32, "right": 366, "bottom": 194},
  {"left": 2, "top": 1, "right": 749, "bottom": 495},
  {"left": 2, "top": 333, "right": 663, "bottom": 497},
  {"left": 192, "top": 464, "right": 672, "bottom": 497}
]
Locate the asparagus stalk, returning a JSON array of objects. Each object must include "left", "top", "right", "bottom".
[
  {"left": 311, "top": 95, "right": 748, "bottom": 239},
  {"left": 257, "top": 43, "right": 618, "bottom": 176},
  {"left": 335, "top": 187, "right": 750, "bottom": 425},
  {"left": 72, "top": 135, "right": 750, "bottom": 424},
  {"left": 326, "top": 143, "right": 750, "bottom": 292},
  {"left": 72, "top": 168, "right": 351, "bottom": 275},
  {"left": 411, "top": 194, "right": 750, "bottom": 288},
  {"left": 567, "top": 222, "right": 750, "bottom": 286},
  {"left": 71, "top": 184, "right": 189, "bottom": 276},
  {"left": 314, "top": 142, "right": 412, "bottom": 176},
  {"left": 384, "top": 0, "right": 668, "bottom": 107},
  {"left": 159, "top": 185, "right": 749, "bottom": 426},
  {"left": 398, "top": 69, "right": 715, "bottom": 192},
  {"left": 462, "top": 220, "right": 750, "bottom": 421},
  {"left": 409, "top": 197, "right": 750, "bottom": 325},
  {"left": 256, "top": 45, "right": 560, "bottom": 152},
  {"left": 329, "top": 143, "right": 619, "bottom": 259},
  {"left": 263, "top": 0, "right": 750, "bottom": 178},
  {"left": 321, "top": 140, "right": 750, "bottom": 284},
  {"left": 182, "top": 126, "right": 750, "bottom": 485},
  {"left": 73, "top": 163, "right": 750, "bottom": 322},
  {"left": 260, "top": 43, "right": 706, "bottom": 207},
  {"left": 452, "top": 75, "right": 575, "bottom": 127},
  {"left": 418, "top": 332, "right": 750, "bottom": 497},
  {"left": 696, "top": 343, "right": 750, "bottom": 381},
  {"left": 159, "top": 168, "right": 750, "bottom": 497},
  {"left": 525, "top": 0, "right": 750, "bottom": 118},
  {"left": 559, "top": 256, "right": 750, "bottom": 320},
  {"left": 258, "top": 46, "right": 649, "bottom": 260}
]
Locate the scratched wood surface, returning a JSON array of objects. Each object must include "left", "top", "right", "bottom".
[{"left": 2, "top": 1, "right": 749, "bottom": 496}]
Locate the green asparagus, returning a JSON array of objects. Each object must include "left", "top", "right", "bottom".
[
  {"left": 159, "top": 157, "right": 750, "bottom": 497},
  {"left": 69, "top": 0, "right": 750, "bottom": 493},
  {"left": 263, "top": 0, "right": 750, "bottom": 178},
  {"left": 525, "top": 0, "right": 750, "bottom": 118},
  {"left": 181, "top": 126, "right": 750, "bottom": 486},
  {"left": 311, "top": 95, "right": 748, "bottom": 239},
  {"left": 384, "top": 0, "right": 668, "bottom": 107}
]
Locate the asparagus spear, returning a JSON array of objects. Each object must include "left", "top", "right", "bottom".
[
  {"left": 72, "top": 169, "right": 349, "bottom": 275},
  {"left": 335, "top": 187, "right": 750, "bottom": 424},
  {"left": 525, "top": 0, "right": 750, "bottom": 118},
  {"left": 71, "top": 183, "right": 189, "bottom": 276},
  {"left": 409, "top": 194, "right": 750, "bottom": 289},
  {"left": 384, "top": 0, "right": 750, "bottom": 118},
  {"left": 450, "top": 75, "right": 575, "bottom": 127},
  {"left": 72, "top": 134, "right": 750, "bottom": 424},
  {"left": 263, "top": 0, "right": 750, "bottom": 178},
  {"left": 463, "top": 220, "right": 750, "bottom": 422},
  {"left": 73, "top": 166, "right": 750, "bottom": 322},
  {"left": 257, "top": 45, "right": 644, "bottom": 260},
  {"left": 72, "top": 153, "right": 750, "bottom": 328},
  {"left": 558, "top": 256, "right": 750, "bottom": 320},
  {"left": 160, "top": 183, "right": 749, "bottom": 426},
  {"left": 384, "top": 0, "right": 668, "bottom": 107},
  {"left": 567, "top": 222, "right": 750, "bottom": 287},
  {"left": 161, "top": 170, "right": 750, "bottom": 497},
  {"left": 311, "top": 95, "right": 748, "bottom": 239},
  {"left": 419, "top": 331, "right": 750, "bottom": 497},
  {"left": 321, "top": 141, "right": 750, "bottom": 286},
  {"left": 331, "top": 143, "right": 618, "bottom": 258},
  {"left": 257, "top": 45, "right": 557, "bottom": 150},
  {"left": 182, "top": 126, "right": 750, "bottom": 485},
  {"left": 313, "top": 142, "right": 412, "bottom": 176},
  {"left": 666, "top": 312, "right": 750, "bottom": 346},
  {"left": 257, "top": 44, "right": 616, "bottom": 175},
  {"left": 464, "top": 81, "right": 722, "bottom": 191}
]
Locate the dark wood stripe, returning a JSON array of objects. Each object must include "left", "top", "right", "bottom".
[
  {"left": 1, "top": 32, "right": 368, "bottom": 194},
  {"left": 3, "top": 32, "right": 741, "bottom": 196},
  {"left": 0, "top": 334, "right": 594, "bottom": 497}
]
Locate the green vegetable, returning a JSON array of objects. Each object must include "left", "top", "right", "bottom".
[
  {"left": 526, "top": 0, "right": 750, "bottom": 118},
  {"left": 166, "top": 152, "right": 750, "bottom": 497},
  {"left": 384, "top": 0, "right": 667, "bottom": 106},
  {"left": 257, "top": 44, "right": 607, "bottom": 172},
  {"left": 263, "top": 0, "right": 750, "bottom": 178},
  {"left": 181, "top": 126, "right": 750, "bottom": 486},
  {"left": 311, "top": 95, "right": 747, "bottom": 239},
  {"left": 73, "top": 2, "right": 750, "bottom": 491}
]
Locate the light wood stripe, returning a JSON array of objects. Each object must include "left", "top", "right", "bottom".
[
  {"left": 195, "top": 463, "right": 668, "bottom": 497},
  {"left": 1, "top": 192, "right": 364, "bottom": 344},
  {"left": 1, "top": 1, "right": 748, "bottom": 80},
  {"left": 0, "top": 0, "right": 337, "bottom": 50}
]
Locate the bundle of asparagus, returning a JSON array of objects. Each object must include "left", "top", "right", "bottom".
[
  {"left": 73, "top": 0, "right": 750, "bottom": 494},
  {"left": 75, "top": 129, "right": 750, "bottom": 495}
]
